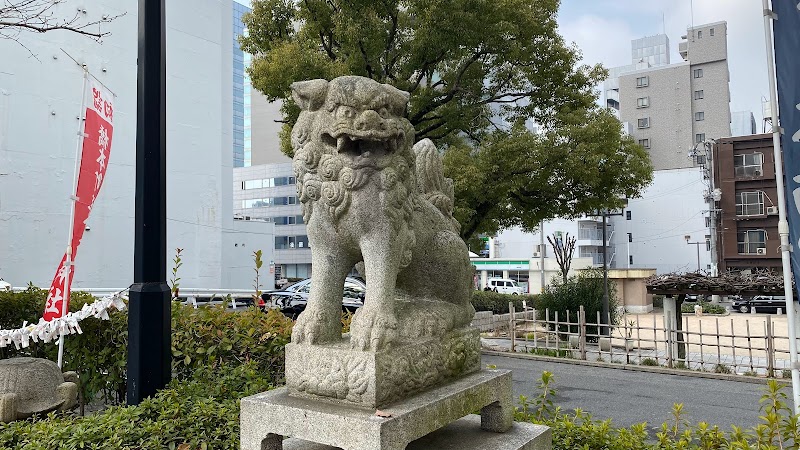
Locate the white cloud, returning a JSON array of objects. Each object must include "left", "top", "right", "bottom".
[{"left": 559, "top": 15, "right": 638, "bottom": 69}]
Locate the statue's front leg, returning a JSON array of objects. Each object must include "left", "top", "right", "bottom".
[
  {"left": 292, "top": 250, "right": 353, "bottom": 345},
  {"left": 350, "top": 239, "right": 402, "bottom": 351}
]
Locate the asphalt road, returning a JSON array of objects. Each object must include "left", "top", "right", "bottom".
[{"left": 483, "top": 353, "right": 769, "bottom": 433}]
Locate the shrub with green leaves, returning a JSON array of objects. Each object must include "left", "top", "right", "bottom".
[
  {"left": 0, "top": 288, "right": 293, "bottom": 404},
  {"left": 516, "top": 372, "right": 800, "bottom": 449},
  {"left": 680, "top": 301, "right": 726, "bottom": 315},
  {"left": 471, "top": 290, "right": 535, "bottom": 314},
  {"left": 536, "top": 269, "right": 620, "bottom": 336},
  {"left": 0, "top": 362, "right": 272, "bottom": 450}
]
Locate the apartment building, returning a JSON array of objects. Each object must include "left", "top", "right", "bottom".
[
  {"left": 712, "top": 134, "right": 781, "bottom": 272},
  {"left": 233, "top": 164, "right": 311, "bottom": 281},
  {"left": 607, "top": 22, "right": 732, "bottom": 170}
]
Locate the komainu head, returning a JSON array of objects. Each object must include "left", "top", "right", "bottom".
[{"left": 290, "top": 76, "right": 416, "bottom": 176}]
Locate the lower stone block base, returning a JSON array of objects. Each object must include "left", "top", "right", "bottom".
[
  {"left": 282, "top": 415, "right": 551, "bottom": 450},
  {"left": 240, "top": 369, "right": 550, "bottom": 450}
]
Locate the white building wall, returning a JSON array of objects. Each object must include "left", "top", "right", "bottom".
[
  {"left": 610, "top": 167, "right": 711, "bottom": 274},
  {"left": 0, "top": 0, "right": 266, "bottom": 289}
]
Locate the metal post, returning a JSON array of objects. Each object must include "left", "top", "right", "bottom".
[
  {"left": 763, "top": 0, "right": 800, "bottom": 413},
  {"left": 127, "top": 0, "right": 171, "bottom": 405},
  {"left": 539, "top": 221, "right": 545, "bottom": 293},
  {"left": 509, "top": 303, "right": 515, "bottom": 352},
  {"left": 602, "top": 212, "right": 609, "bottom": 336}
]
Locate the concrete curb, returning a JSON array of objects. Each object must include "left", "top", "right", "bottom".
[{"left": 481, "top": 349, "right": 791, "bottom": 386}]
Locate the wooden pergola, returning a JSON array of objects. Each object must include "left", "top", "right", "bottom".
[{"left": 646, "top": 271, "right": 791, "bottom": 298}]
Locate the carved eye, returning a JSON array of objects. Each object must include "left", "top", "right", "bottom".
[
  {"left": 378, "top": 107, "right": 389, "bottom": 118},
  {"left": 338, "top": 106, "right": 356, "bottom": 119}
]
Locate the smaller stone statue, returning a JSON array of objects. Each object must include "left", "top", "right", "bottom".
[{"left": 0, "top": 357, "right": 78, "bottom": 422}]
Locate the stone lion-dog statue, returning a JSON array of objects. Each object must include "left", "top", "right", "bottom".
[{"left": 290, "top": 75, "right": 475, "bottom": 351}]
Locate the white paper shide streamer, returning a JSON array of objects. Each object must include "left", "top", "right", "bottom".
[{"left": 0, "top": 293, "right": 127, "bottom": 350}]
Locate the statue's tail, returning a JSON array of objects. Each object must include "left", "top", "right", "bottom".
[{"left": 413, "top": 139, "right": 460, "bottom": 232}]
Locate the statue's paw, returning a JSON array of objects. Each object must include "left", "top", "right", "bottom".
[
  {"left": 292, "top": 308, "right": 340, "bottom": 344},
  {"left": 350, "top": 307, "right": 397, "bottom": 351}
]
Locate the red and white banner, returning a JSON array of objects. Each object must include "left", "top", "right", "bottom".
[{"left": 43, "top": 75, "right": 114, "bottom": 322}]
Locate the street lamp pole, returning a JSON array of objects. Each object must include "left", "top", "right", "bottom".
[
  {"left": 599, "top": 199, "right": 627, "bottom": 337},
  {"left": 127, "top": 0, "right": 170, "bottom": 405},
  {"left": 601, "top": 212, "right": 609, "bottom": 336}
]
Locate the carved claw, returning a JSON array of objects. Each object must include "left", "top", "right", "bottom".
[
  {"left": 350, "top": 307, "right": 398, "bottom": 351},
  {"left": 292, "top": 308, "right": 341, "bottom": 345}
]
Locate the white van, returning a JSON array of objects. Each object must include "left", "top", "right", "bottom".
[{"left": 486, "top": 278, "right": 524, "bottom": 295}]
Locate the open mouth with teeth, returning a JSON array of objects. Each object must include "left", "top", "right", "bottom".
[{"left": 323, "top": 132, "right": 402, "bottom": 160}]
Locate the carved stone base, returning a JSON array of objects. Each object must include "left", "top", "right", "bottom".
[
  {"left": 285, "top": 327, "right": 480, "bottom": 408},
  {"left": 240, "top": 370, "right": 549, "bottom": 450}
]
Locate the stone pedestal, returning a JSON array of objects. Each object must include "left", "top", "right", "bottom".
[
  {"left": 286, "top": 327, "right": 480, "bottom": 408},
  {"left": 281, "top": 415, "right": 551, "bottom": 450},
  {"left": 241, "top": 369, "right": 550, "bottom": 450}
]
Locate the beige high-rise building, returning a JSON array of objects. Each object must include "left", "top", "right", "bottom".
[{"left": 607, "top": 22, "right": 731, "bottom": 170}]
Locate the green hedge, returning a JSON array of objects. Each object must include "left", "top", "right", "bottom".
[
  {"left": 471, "top": 290, "right": 536, "bottom": 314},
  {"left": 0, "top": 362, "right": 271, "bottom": 450},
  {"left": 0, "top": 287, "right": 293, "bottom": 403},
  {"left": 680, "top": 302, "right": 727, "bottom": 315}
]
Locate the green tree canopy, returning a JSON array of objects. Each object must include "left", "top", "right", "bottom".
[{"left": 240, "top": 0, "right": 653, "bottom": 242}]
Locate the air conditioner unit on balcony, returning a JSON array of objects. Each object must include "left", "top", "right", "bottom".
[
  {"left": 753, "top": 169, "right": 763, "bottom": 177},
  {"left": 532, "top": 252, "right": 540, "bottom": 258},
  {"left": 767, "top": 206, "right": 779, "bottom": 215},
  {"left": 756, "top": 248, "right": 767, "bottom": 255}
]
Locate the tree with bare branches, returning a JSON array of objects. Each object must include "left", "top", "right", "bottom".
[
  {"left": 0, "top": 1, "right": 122, "bottom": 42},
  {"left": 547, "top": 232, "right": 576, "bottom": 284}
]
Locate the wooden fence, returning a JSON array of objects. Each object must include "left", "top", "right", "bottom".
[{"left": 502, "top": 303, "right": 792, "bottom": 376}]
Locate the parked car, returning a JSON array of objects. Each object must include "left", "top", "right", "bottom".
[
  {"left": 485, "top": 278, "right": 525, "bottom": 295},
  {"left": 262, "top": 277, "right": 367, "bottom": 318},
  {"left": 732, "top": 295, "right": 787, "bottom": 314}
]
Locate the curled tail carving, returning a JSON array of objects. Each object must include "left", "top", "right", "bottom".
[{"left": 413, "top": 139, "right": 460, "bottom": 233}]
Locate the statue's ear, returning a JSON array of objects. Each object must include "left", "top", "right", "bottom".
[
  {"left": 291, "top": 79, "right": 329, "bottom": 111},
  {"left": 384, "top": 84, "right": 410, "bottom": 116}
]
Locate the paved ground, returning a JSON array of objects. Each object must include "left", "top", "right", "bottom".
[{"left": 483, "top": 353, "right": 768, "bottom": 434}]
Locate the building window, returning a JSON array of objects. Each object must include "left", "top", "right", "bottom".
[
  {"left": 710, "top": 28, "right": 715, "bottom": 36},
  {"left": 627, "top": 233, "right": 632, "bottom": 242},
  {"left": 735, "top": 191, "right": 765, "bottom": 216},
  {"left": 626, "top": 210, "right": 631, "bottom": 220},
  {"left": 737, "top": 229, "right": 766, "bottom": 255},
  {"left": 637, "top": 97, "right": 649, "bottom": 108},
  {"left": 705, "top": 216, "right": 711, "bottom": 227},
  {"left": 694, "top": 90, "right": 704, "bottom": 100},
  {"left": 638, "top": 139, "right": 650, "bottom": 148},
  {"left": 695, "top": 133, "right": 706, "bottom": 143},
  {"left": 636, "top": 76, "right": 649, "bottom": 87},
  {"left": 695, "top": 111, "right": 705, "bottom": 121},
  {"left": 242, "top": 176, "right": 297, "bottom": 190},
  {"left": 629, "top": 255, "right": 634, "bottom": 265},
  {"left": 697, "top": 30, "right": 703, "bottom": 39},
  {"left": 242, "top": 196, "right": 298, "bottom": 208},
  {"left": 734, "top": 152, "right": 764, "bottom": 177},
  {"left": 637, "top": 117, "right": 650, "bottom": 129},
  {"left": 694, "top": 68, "right": 703, "bottom": 78},
  {"left": 275, "top": 235, "right": 310, "bottom": 250}
]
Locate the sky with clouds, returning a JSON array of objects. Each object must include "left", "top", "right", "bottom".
[
  {"left": 557, "top": 0, "right": 771, "bottom": 127},
  {"left": 236, "top": 0, "right": 771, "bottom": 127}
]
